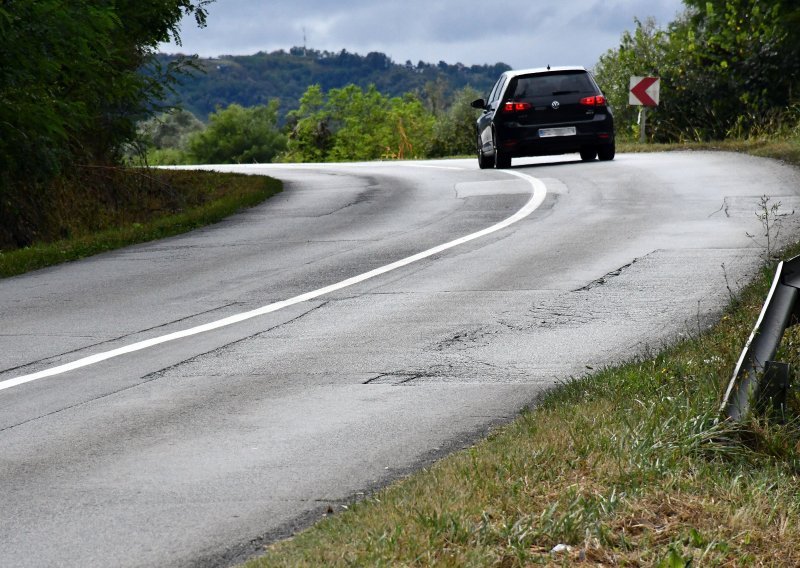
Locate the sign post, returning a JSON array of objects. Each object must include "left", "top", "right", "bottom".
[{"left": 629, "top": 76, "right": 660, "bottom": 143}]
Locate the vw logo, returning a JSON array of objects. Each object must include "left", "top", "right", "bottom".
[{"left": 551, "top": 100, "right": 560, "bottom": 110}]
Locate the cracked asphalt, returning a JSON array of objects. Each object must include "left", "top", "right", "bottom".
[{"left": 1, "top": 153, "right": 800, "bottom": 567}]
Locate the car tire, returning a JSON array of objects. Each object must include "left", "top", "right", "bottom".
[
  {"left": 478, "top": 138, "right": 493, "bottom": 169},
  {"left": 494, "top": 150, "right": 511, "bottom": 169},
  {"left": 580, "top": 148, "right": 597, "bottom": 161},
  {"left": 492, "top": 133, "right": 511, "bottom": 169},
  {"left": 492, "top": 134, "right": 511, "bottom": 170},
  {"left": 598, "top": 143, "right": 616, "bottom": 161}
]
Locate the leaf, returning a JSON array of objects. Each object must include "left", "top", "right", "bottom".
[{"left": 658, "top": 547, "right": 692, "bottom": 568}]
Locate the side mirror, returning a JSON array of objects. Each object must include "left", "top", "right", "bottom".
[{"left": 470, "top": 98, "right": 487, "bottom": 109}]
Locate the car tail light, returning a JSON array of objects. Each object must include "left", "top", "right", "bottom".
[
  {"left": 580, "top": 95, "right": 607, "bottom": 107},
  {"left": 502, "top": 101, "right": 532, "bottom": 113}
]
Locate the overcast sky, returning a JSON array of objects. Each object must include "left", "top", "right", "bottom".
[{"left": 161, "top": 0, "right": 686, "bottom": 70}]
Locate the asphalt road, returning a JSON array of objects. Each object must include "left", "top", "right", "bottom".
[{"left": 2, "top": 152, "right": 800, "bottom": 567}]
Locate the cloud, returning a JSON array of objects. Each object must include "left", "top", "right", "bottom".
[{"left": 163, "top": 0, "right": 685, "bottom": 68}]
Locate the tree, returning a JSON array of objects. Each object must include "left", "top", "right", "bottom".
[
  {"left": 82, "top": 0, "right": 213, "bottom": 163},
  {"left": 326, "top": 85, "right": 391, "bottom": 160},
  {"left": 594, "top": 18, "right": 672, "bottom": 140},
  {"left": 0, "top": 0, "right": 212, "bottom": 246},
  {"left": 423, "top": 77, "right": 449, "bottom": 116},
  {"left": 136, "top": 108, "right": 204, "bottom": 165},
  {"left": 0, "top": 2, "right": 117, "bottom": 183},
  {"left": 283, "top": 85, "right": 333, "bottom": 162},
  {"left": 188, "top": 102, "right": 287, "bottom": 164},
  {"left": 596, "top": 2, "right": 800, "bottom": 142},
  {"left": 595, "top": 1, "right": 800, "bottom": 142},
  {"left": 0, "top": 0, "right": 212, "bottom": 177},
  {"left": 430, "top": 86, "right": 482, "bottom": 157},
  {"left": 383, "top": 93, "right": 436, "bottom": 160},
  {"left": 139, "top": 109, "right": 205, "bottom": 150},
  {"left": 680, "top": 0, "right": 800, "bottom": 136},
  {"left": 282, "top": 84, "right": 435, "bottom": 162}
]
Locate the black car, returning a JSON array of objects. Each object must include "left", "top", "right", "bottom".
[{"left": 471, "top": 66, "right": 615, "bottom": 168}]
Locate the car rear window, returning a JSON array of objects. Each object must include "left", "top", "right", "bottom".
[{"left": 508, "top": 72, "right": 595, "bottom": 100}]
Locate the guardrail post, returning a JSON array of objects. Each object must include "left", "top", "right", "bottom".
[
  {"left": 722, "top": 256, "right": 800, "bottom": 421},
  {"left": 756, "top": 361, "right": 791, "bottom": 418}
]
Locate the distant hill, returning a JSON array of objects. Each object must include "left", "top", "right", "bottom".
[{"left": 156, "top": 47, "right": 510, "bottom": 121}]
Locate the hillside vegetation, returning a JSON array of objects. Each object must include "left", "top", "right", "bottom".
[
  {"left": 141, "top": 49, "right": 500, "bottom": 166},
  {"left": 155, "top": 48, "right": 508, "bottom": 122},
  {"left": 144, "top": 1, "right": 800, "bottom": 169}
]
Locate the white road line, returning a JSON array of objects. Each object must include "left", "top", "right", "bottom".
[
  {"left": 0, "top": 169, "right": 547, "bottom": 392},
  {"left": 398, "top": 163, "right": 464, "bottom": 170}
]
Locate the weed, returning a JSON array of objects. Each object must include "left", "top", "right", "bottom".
[
  {"left": 721, "top": 262, "right": 740, "bottom": 307},
  {"left": 746, "top": 194, "right": 794, "bottom": 264}
]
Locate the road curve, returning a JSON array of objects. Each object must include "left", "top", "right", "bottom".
[{"left": 1, "top": 152, "right": 799, "bottom": 566}]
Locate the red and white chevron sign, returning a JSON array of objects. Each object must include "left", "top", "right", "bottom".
[{"left": 629, "top": 76, "right": 660, "bottom": 106}]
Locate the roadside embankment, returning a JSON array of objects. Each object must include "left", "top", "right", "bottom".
[{"left": 0, "top": 169, "right": 281, "bottom": 278}]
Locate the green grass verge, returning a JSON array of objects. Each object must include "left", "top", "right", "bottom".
[
  {"left": 245, "top": 140, "right": 800, "bottom": 566},
  {"left": 619, "top": 137, "right": 800, "bottom": 165},
  {"left": 0, "top": 170, "right": 282, "bottom": 278}
]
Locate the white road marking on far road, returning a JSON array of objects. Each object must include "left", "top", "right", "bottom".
[
  {"left": 0, "top": 169, "right": 547, "bottom": 392},
  {"left": 398, "top": 163, "right": 464, "bottom": 170}
]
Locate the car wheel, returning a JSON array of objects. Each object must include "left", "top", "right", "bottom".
[
  {"left": 478, "top": 137, "right": 493, "bottom": 169},
  {"left": 598, "top": 143, "right": 616, "bottom": 161},
  {"left": 492, "top": 133, "right": 511, "bottom": 169},
  {"left": 580, "top": 148, "right": 597, "bottom": 161},
  {"left": 494, "top": 150, "right": 511, "bottom": 169}
]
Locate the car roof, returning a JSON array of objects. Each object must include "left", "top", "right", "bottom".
[{"left": 503, "top": 66, "right": 587, "bottom": 79}]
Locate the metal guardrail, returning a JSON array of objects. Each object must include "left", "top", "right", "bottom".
[{"left": 721, "top": 255, "right": 800, "bottom": 421}]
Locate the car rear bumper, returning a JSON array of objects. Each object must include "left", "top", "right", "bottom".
[{"left": 497, "top": 115, "right": 614, "bottom": 157}]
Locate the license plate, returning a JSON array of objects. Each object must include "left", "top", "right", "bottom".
[{"left": 539, "top": 127, "right": 576, "bottom": 138}]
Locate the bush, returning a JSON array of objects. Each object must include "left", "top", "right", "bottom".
[{"left": 188, "top": 102, "right": 287, "bottom": 164}]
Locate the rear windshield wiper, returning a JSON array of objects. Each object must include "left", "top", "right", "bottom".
[{"left": 552, "top": 90, "right": 579, "bottom": 95}]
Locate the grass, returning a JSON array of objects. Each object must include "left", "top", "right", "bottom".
[
  {"left": 0, "top": 169, "right": 282, "bottom": 278},
  {"left": 618, "top": 137, "right": 800, "bottom": 165},
  {"left": 243, "top": 139, "right": 800, "bottom": 567}
]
